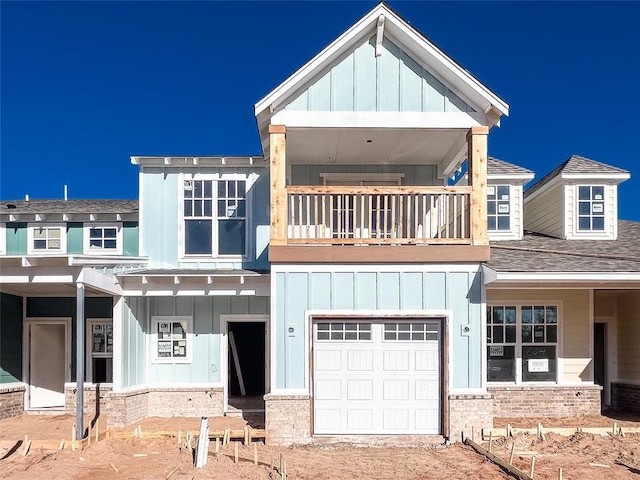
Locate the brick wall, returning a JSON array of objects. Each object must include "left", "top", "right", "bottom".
[
  {"left": 264, "top": 394, "right": 311, "bottom": 445},
  {"left": 0, "top": 384, "right": 25, "bottom": 419},
  {"left": 489, "top": 385, "right": 601, "bottom": 418},
  {"left": 65, "top": 384, "right": 113, "bottom": 415},
  {"left": 104, "top": 389, "right": 150, "bottom": 428},
  {"left": 612, "top": 383, "right": 640, "bottom": 413},
  {"left": 449, "top": 394, "right": 493, "bottom": 442}
]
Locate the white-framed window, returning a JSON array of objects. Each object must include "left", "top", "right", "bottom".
[
  {"left": 487, "top": 185, "right": 511, "bottom": 231},
  {"left": 577, "top": 185, "right": 605, "bottom": 231},
  {"left": 27, "top": 223, "right": 66, "bottom": 254},
  {"left": 315, "top": 322, "right": 371, "bottom": 341},
  {"left": 487, "top": 304, "right": 559, "bottom": 383},
  {"left": 182, "top": 176, "right": 247, "bottom": 257},
  {"left": 383, "top": 322, "right": 439, "bottom": 341},
  {"left": 87, "top": 319, "right": 113, "bottom": 383},
  {"left": 83, "top": 223, "right": 122, "bottom": 255},
  {"left": 151, "top": 316, "right": 193, "bottom": 363}
]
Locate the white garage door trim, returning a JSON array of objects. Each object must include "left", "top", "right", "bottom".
[{"left": 312, "top": 318, "right": 442, "bottom": 435}]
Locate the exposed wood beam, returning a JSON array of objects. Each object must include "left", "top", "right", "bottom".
[
  {"left": 269, "top": 124, "right": 287, "bottom": 246},
  {"left": 467, "top": 126, "right": 489, "bottom": 246}
]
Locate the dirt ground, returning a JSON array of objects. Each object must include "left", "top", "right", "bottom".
[{"left": 0, "top": 413, "right": 639, "bottom": 479}]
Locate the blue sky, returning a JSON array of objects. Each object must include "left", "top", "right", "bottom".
[{"left": 2, "top": 1, "right": 639, "bottom": 221}]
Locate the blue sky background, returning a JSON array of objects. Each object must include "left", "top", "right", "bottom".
[{"left": 2, "top": 1, "right": 639, "bottom": 221}]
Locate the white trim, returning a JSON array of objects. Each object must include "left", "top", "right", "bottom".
[
  {"left": 112, "top": 296, "right": 123, "bottom": 391},
  {"left": 570, "top": 184, "right": 613, "bottom": 240},
  {"left": 487, "top": 174, "right": 535, "bottom": 183},
  {"left": 594, "top": 313, "right": 617, "bottom": 406},
  {"left": 0, "top": 223, "right": 5, "bottom": 254},
  {"left": 483, "top": 267, "right": 640, "bottom": 285},
  {"left": 27, "top": 223, "right": 67, "bottom": 255},
  {"left": 83, "top": 222, "right": 123, "bottom": 255},
  {"left": 561, "top": 173, "right": 630, "bottom": 181},
  {"left": 220, "top": 314, "right": 269, "bottom": 413},
  {"left": 23, "top": 317, "right": 72, "bottom": 410},
  {"left": 149, "top": 315, "right": 193, "bottom": 364},
  {"left": 86, "top": 318, "right": 113, "bottom": 383},
  {"left": 272, "top": 263, "right": 482, "bottom": 274}
]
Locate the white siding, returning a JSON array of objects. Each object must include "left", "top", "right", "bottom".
[
  {"left": 617, "top": 292, "right": 640, "bottom": 383},
  {"left": 523, "top": 183, "right": 565, "bottom": 238}
]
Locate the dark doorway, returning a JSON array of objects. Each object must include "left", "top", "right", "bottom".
[
  {"left": 594, "top": 323, "right": 607, "bottom": 407},
  {"left": 228, "top": 322, "right": 265, "bottom": 412}
]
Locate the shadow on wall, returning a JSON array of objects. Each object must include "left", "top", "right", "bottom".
[{"left": 0, "top": 293, "right": 23, "bottom": 383}]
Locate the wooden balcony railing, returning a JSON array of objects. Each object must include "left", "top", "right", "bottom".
[{"left": 286, "top": 186, "right": 472, "bottom": 244}]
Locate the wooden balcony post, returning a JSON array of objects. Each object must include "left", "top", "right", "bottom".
[
  {"left": 467, "top": 126, "right": 489, "bottom": 246},
  {"left": 269, "top": 125, "right": 287, "bottom": 246}
]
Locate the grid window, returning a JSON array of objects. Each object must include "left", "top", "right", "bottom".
[
  {"left": 33, "top": 227, "right": 62, "bottom": 250},
  {"left": 383, "top": 322, "right": 439, "bottom": 341},
  {"left": 89, "top": 322, "right": 113, "bottom": 383},
  {"left": 89, "top": 227, "right": 118, "bottom": 250},
  {"left": 577, "top": 185, "right": 605, "bottom": 231},
  {"left": 183, "top": 178, "right": 246, "bottom": 256},
  {"left": 487, "top": 305, "right": 558, "bottom": 383},
  {"left": 316, "top": 322, "right": 371, "bottom": 341},
  {"left": 487, "top": 185, "right": 511, "bottom": 231}
]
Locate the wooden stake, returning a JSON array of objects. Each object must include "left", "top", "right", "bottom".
[
  {"left": 87, "top": 425, "right": 91, "bottom": 445},
  {"left": 613, "top": 422, "right": 617, "bottom": 435},
  {"left": 244, "top": 426, "right": 249, "bottom": 446},
  {"left": 507, "top": 423, "right": 512, "bottom": 437},
  {"left": 530, "top": 456, "right": 536, "bottom": 478},
  {"left": 488, "top": 431, "right": 493, "bottom": 453},
  {"left": 22, "top": 437, "right": 31, "bottom": 456},
  {"left": 509, "top": 442, "right": 516, "bottom": 465},
  {"left": 178, "top": 431, "right": 182, "bottom": 445},
  {"left": 283, "top": 457, "right": 288, "bottom": 480},
  {"left": 215, "top": 437, "right": 220, "bottom": 457},
  {"left": 58, "top": 439, "right": 65, "bottom": 450},
  {"left": 72, "top": 424, "right": 77, "bottom": 451},
  {"left": 234, "top": 442, "right": 239, "bottom": 463},
  {"left": 619, "top": 426, "right": 625, "bottom": 438},
  {"left": 471, "top": 426, "right": 475, "bottom": 442},
  {"left": 110, "top": 463, "right": 119, "bottom": 473},
  {"left": 270, "top": 458, "right": 275, "bottom": 471},
  {"left": 165, "top": 466, "right": 180, "bottom": 479},
  {"left": 558, "top": 468, "right": 563, "bottom": 480},
  {"left": 253, "top": 443, "right": 258, "bottom": 466},
  {"left": 95, "top": 423, "right": 99, "bottom": 442}
]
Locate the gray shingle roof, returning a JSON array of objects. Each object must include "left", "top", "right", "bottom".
[
  {"left": 525, "top": 155, "right": 629, "bottom": 198},
  {"left": 488, "top": 157, "right": 534, "bottom": 176},
  {"left": 488, "top": 220, "right": 640, "bottom": 272},
  {"left": 0, "top": 199, "right": 138, "bottom": 215}
]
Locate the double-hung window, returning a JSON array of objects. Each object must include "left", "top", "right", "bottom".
[
  {"left": 28, "top": 224, "right": 66, "bottom": 254},
  {"left": 183, "top": 177, "right": 246, "bottom": 256},
  {"left": 487, "top": 185, "right": 511, "bottom": 231},
  {"left": 487, "top": 304, "right": 559, "bottom": 383},
  {"left": 577, "top": 185, "right": 605, "bottom": 231},
  {"left": 84, "top": 223, "right": 122, "bottom": 254}
]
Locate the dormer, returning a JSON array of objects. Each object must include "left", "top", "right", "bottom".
[
  {"left": 486, "top": 157, "right": 534, "bottom": 241},
  {"left": 524, "top": 155, "right": 630, "bottom": 240}
]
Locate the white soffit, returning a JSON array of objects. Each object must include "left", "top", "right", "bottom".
[{"left": 254, "top": 3, "right": 509, "bottom": 123}]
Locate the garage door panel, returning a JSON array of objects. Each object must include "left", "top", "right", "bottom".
[
  {"left": 415, "top": 409, "right": 439, "bottom": 431},
  {"left": 415, "top": 349, "right": 439, "bottom": 370},
  {"left": 383, "top": 379, "right": 409, "bottom": 400},
  {"left": 383, "top": 409, "right": 409, "bottom": 430},
  {"left": 347, "top": 379, "right": 373, "bottom": 400},
  {"left": 415, "top": 379, "right": 439, "bottom": 400},
  {"left": 315, "top": 409, "right": 341, "bottom": 430},
  {"left": 347, "top": 350, "right": 373, "bottom": 371},
  {"left": 316, "top": 379, "right": 341, "bottom": 400},
  {"left": 316, "top": 350, "right": 342, "bottom": 371},
  {"left": 347, "top": 409, "right": 373, "bottom": 430},
  {"left": 383, "top": 350, "right": 409, "bottom": 371}
]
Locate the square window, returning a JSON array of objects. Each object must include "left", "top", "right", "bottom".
[
  {"left": 84, "top": 224, "right": 122, "bottom": 254},
  {"left": 152, "top": 316, "right": 193, "bottom": 363},
  {"left": 29, "top": 225, "right": 66, "bottom": 253}
]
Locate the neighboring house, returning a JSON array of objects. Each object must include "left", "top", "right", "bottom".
[{"left": 1, "top": 3, "right": 639, "bottom": 443}]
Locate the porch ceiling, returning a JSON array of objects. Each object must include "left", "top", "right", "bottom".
[{"left": 286, "top": 127, "right": 464, "bottom": 171}]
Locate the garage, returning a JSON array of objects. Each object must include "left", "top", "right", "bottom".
[{"left": 313, "top": 319, "right": 442, "bottom": 435}]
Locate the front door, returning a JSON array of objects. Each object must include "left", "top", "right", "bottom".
[{"left": 28, "top": 322, "right": 67, "bottom": 409}]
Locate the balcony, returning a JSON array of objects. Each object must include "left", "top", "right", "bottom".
[{"left": 286, "top": 186, "right": 471, "bottom": 244}]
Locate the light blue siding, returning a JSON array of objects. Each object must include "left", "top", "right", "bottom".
[
  {"left": 122, "top": 296, "right": 270, "bottom": 385},
  {"left": 290, "top": 164, "right": 440, "bottom": 187},
  {"left": 284, "top": 37, "right": 475, "bottom": 113},
  {"left": 139, "top": 166, "right": 269, "bottom": 270},
  {"left": 274, "top": 268, "right": 483, "bottom": 390}
]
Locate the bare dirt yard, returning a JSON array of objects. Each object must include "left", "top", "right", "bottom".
[{"left": 0, "top": 412, "right": 639, "bottom": 479}]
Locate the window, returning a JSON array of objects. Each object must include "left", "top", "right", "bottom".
[
  {"left": 183, "top": 178, "right": 246, "bottom": 256},
  {"left": 487, "top": 305, "right": 558, "bottom": 383},
  {"left": 487, "top": 185, "right": 511, "bottom": 231},
  {"left": 316, "top": 322, "right": 371, "bottom": 341},
  {"left": 577, "top": 185, "right": 605, "bottom": 231},
  {"left": 383, "top": 322, "right": 439, "bottom": 341},
  {"left": 28, "top": 224, "right": 66, "bottom": 254},
  {"left": 84, "top": 223, "right": 122, "bottom": 254},
  {"left": 151, "top": 316, "right": 193, "bottom": 363},
  {"left": 87, "top": 320, "right": 113, "bottom": 383}
]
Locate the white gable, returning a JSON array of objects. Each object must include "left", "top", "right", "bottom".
[{"left": 284, "top": 36, "right": 475, "bottom": 114}]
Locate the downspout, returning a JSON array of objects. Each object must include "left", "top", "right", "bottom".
[{"left": 76, "top": 282, "right": 85, "bottom": 440}]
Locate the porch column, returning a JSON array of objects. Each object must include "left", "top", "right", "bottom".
[
  {"left": 269, "top": 124, "right": 287, "bottom": 246},
  {"left": 76, "top": 282, "right": 85, "bottom": 440},
  {"left": 467, "top": 126, "right": 489, "bottom": 246}
]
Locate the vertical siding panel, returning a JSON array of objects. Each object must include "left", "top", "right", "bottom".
[
  {"left": 331, "top": 52, "right": 355, "bottom": 111},
  {"left": 291, "top": 165, "right": 308, "bottom": 186},
  {"left": 285, "top": 90, "right": 309, "bottom": 111},
  {"left": 230, "top": 297, "right": 249, "bottom": 315},
  {"left": 248, "top": 296, "right": 269, "bottom": 315},
  {"left": 378, "top": 40, "right": 400, "bottom": 111},
  {"left": 354, "top": 39, "right": 377, "bottom": 111},
  {"left": 275, "top": 273, "right": 287, "bottom": 389},
  {"left": 332, "top": 272, "right": 355, "bottom": 309},
  {"left": 401, "top": 272, "right": 423, "bottom": 309},
  {"left": 449, "top": 272, "right": 471, "bottom": 389},
  {"left": 192, "top": 297, "right": 211, "bottom": 383},
  {"left": 6, "top": 223, "right": 27, "bottom": 255},
  {"left": 140, "top": 169, "right": 164, "bottom": 265},
  {"left": 355, "top": 272, "right": 377, "bottom": 310},
  {"left": 66, "top": 223, "right": 83, "bottom": 253},
  {"left": 308, "top": 73, "right": 331, "bottom": 111},
  {"left": 423, "top": 71, "right": 446, "bottom": 112},
  {"left": 310, "top": 272, "right": 331, "bottom": 309},
  {"left": 287, "top": 273, "right": 308, "bottom": 388},
  {"left": 467, "top": 271, "right": 483, "bottom": 388},
  {"left": 445, "top": 89, "right": 467, "bottom": 113},
  {"left": 378, "top": 272, "right": 400, "bottom": 309},
  {"left": 399, "top": 54, "right": 423, "bottom": 111},
  {"left": 424, "top": 272, "right": 446, "bottom": 310},
  {"left": 123, "top": 222, "right": 139, "bottom": 256}
]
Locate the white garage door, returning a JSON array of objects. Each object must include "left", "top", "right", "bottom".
[{"left": 313, "top": 320, "right": 441, "bottom": 435}]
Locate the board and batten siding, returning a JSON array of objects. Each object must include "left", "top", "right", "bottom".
[
  {"left": 523, "top": 183, "right": 564, "bottom": 239},
  {"left": 122, "top": 296, "right": 269, "bottom": 386},
  {"left": 139, "top": 166, "right": 269, "bottom": 270},
  {"left": 290, "top": 164, "right": 441, "bottom": 186},
  {"left": 487, "top": 289, "right": 592, "bottom": 383},
  {"left": 5, "top": 223, "right": 27, "bottom": 255},
  {"left": 273, "top": 266, "right": 483, "bottom": 391},
  {"left": 616, "top": 292, "right": 640, "bottom": 383},
  {"left": 284, "top": 36, "right": 474, "bottom": 114}
]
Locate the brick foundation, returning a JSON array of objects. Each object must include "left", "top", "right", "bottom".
[
  {"left": 0, "top": 384, "right": 25, "bottom": 420},
  {"left": 449, "top": 393, "right": 493, "bottom": 442},
  {"left": 611, "top": 383, "right": 640, "bottom": 413},
  {"left": 65, "top": 384, "right": 113, "bottom": 415},
  {"left": 489, "top": 385, "right": 601, "bottom": 418},
  {"left": 264, "top": 394, "right": 311, "bottom": 445}
]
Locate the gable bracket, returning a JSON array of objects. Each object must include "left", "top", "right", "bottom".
[{"left": 375, "top": 14, "right": 385, "bottom": 57}]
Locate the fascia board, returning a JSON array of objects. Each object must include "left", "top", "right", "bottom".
[
  {"left": 487, "top": 271, "right": 640, "bottom": 284},
  {"left": 560, "top": 173, "right": 630, "bottom": 182},
  {"left": 488, "top": 173, "right": 536, "bottom": 182}
]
